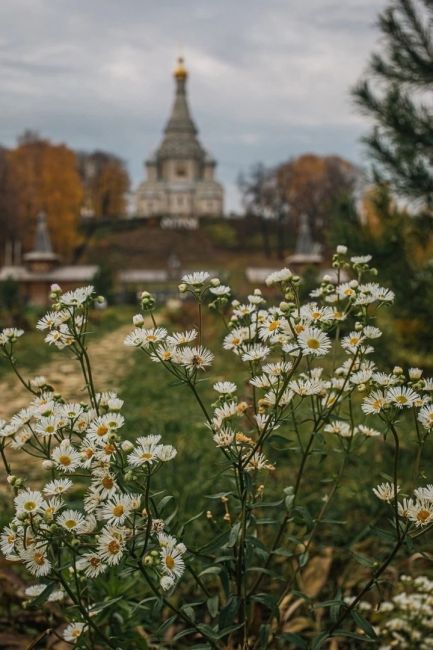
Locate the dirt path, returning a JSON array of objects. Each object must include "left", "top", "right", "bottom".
[{"left": 0, "top": 323, "right": 135, "bottom": 420}]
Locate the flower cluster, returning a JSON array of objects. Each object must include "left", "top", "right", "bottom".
[
  {"left": 356, "top": 575, "right": 433, "bottom": 649},
  {"left": 0, "top": 286, "right": 185, "bottom": 646}
]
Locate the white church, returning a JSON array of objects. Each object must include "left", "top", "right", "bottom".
[{"left": 134, "top": 57, "right": 224, "bottom": 219}]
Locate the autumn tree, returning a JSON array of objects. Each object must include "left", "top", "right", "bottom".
[
  {"left": 240, "top": 154, "right": 358, "bottom": 257},
  {"left": 276, "top": 154, "right": 358, "bottom": 245},
  {"left": 77, "top": 151, "right": 130, "bottom": 218},
  {"left": 6, "top": 132, "right": 84, "bottom": 259}
]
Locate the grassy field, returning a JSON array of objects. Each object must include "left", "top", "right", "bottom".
[{"left": 1, "top": 298, "right": 432, "bottom": 647}]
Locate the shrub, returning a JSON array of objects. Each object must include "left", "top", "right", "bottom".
[{"left": 0, "top": 248, "right": 432, "bottom": 648}]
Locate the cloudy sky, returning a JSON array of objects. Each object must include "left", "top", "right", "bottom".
[{"left": 0, "top": 0, "right": 386, "bottom": 211}]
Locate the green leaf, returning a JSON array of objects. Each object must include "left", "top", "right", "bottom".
[
  {"left": 28, "top": 582, "right": 56, "bottom": 609},
  {"left": 227, "top": 522, "right": 241, "bottom": 548},
  {"left": 311, "top": 632, "right": 330, "bottom": 649},
  {"left": 182, "top": 605, "right": 196, "bottom": 623},
  {"left": 251, "top": 593, "right": 279, "bottom": 618},
  {"left": 157, "top": 494, "right": 174, "bottom": 513},
  {"left": 298, "top": 551, "right": 309, "bottom": 567},
  {"left": 207, "top": 595, "right": 219, "bottom": 618},
  {"left": 172, "top": 627, "right": 196, "bottom": 642},
  {"left": 214, "top": 622, "right": 245, "bottom": 639},
  {"left": 218, "top": 596, "right": 239, "bottom": 630},
  {"left": 278, "top": 633, "right": 308, "bottom": 649},
  {"left": 199, "top": 566, "right": 222, "bottom": 577},
  {"left": 351, "top": 609, "right": 377, "bottom": 639}
]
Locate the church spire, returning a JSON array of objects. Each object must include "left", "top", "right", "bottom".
[
  {"left": 156, "top": 57, "right": 204, "bottom": 159},
  {"left": 33, "top": 212, "right": 53, "bottom": 254}
]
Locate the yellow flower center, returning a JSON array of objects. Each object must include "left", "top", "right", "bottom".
[
  {"left": 108, "top": 540, "right": 120, "bottom": 554},
  {"left": 417, "top": 509, "right": 430, "bottom": 523},
  {"left": 102, "top": 477, "right": 113, "bottom": 489},
  {"left": 24, "top": 501, "right": 37, "bottom": 511},
  {"left": 307, "top": 338, "right": 320, "bottom": 349},
  {"left": 34, "top": 552, "right": 45, "bottom": 566},
  {"left": 65, "top": 519, "right": 77, "bottom": 529},
  {"left": 59, "top": 455, "right": 71, "bottom": 466},
  {"left": 96, "top": 425, "right": 109, "bottom": 437},
  {"left": 112, "top": 505, "right": 125, "bottom": 517},
  {"left": 165, "top": 555, "right": 175, "bottom": 570}
]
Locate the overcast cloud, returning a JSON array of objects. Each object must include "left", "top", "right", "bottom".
[{"left": 0, "top": 0, "right": 386, "bottom": 210}]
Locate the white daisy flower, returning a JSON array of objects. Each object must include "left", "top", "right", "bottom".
[
  {"left": 76, "top": 553, "right": 107, "bottom": 578},
  {"left": 166, "top": 330, "right": 197, "bottom": 346},
  {"left": 127, "top": 435, "right": 163, "bottom": 466},
  {"left": 25, "top": 584, "right": 64, "bottom": 602},
  {"left": 22, "top": 546, "right": 52, "bottom": 577},
  {"left": 181, "top": 271, "right": 210, "bottom": 285},
  {"left": 51, "top": 440, "right": 81, "bottom": 472},
  {"left": 387, "top": 386, "right": 419, "bottom": 409},
  {"left": 209, "top": 285, "right": 231, "bottom": 296},
  {"left": 213, "top": 428, "right": 235, "bottom": 447},
  {"left": 60, "top": 286, "right": 94, "bottom": 306},
  {"left": 100, "top": 495, "right": 133, "bottom": 525},
  {"left": 373, "top": 482, "right": 399, "bottom": 502},
  {"left": 14, "top": 490, "right": 45, "bottom": 516},
  {"left": 213, "top": 381, "right": 237, "bottom": 394},
  {"left": 1, "top": 526, "right": 18, "bottom": 555},
  {"left": 223, "top": 328, "right": 248, "bottom": 352},
  {"left": 57, "top": 510, "right": 86, "bottom": 533},
  {"left": 179, "top": 346, "right": 214, "bottom": 371},
  {"left": 351, "top": 255, "right": 372, "bottom": 264},
  {"left": 357, "top": 424, "right": 381, "bottom": 437},
  {"left": 241, "top": 344, "right": 270, "bottom": 362},
  {"left": 324, "top": 420, "right": 352, "bottom": 437},
  {"left": 160, "top": 575, "right": 175, "bottom": 590},
  {"left": 298, "top": 327, "right": 331, "bottom": 357},
  {"left": 414, "top": 484, "right": 433, "bottom": 501},
  {"left": 36, "top": 310, "right": 70, "bottom": 331},
  {"left": 265, "top": 268, "right": 292, "bottom": 286},
  {"left": 90, "top": 471, "right": 118, "bottom": 499},
  {"left": 160, "top": 546, "right": 185, "bottom": 579},
  {"left": 243, "top": 451, "right": 275, "bottom": 472},
  {"left": 362, "top": 391, "right": 388, "bottom": 415},
  {"left": 157, "top": 445, "right": 177, "bottom": 462},
  {"left": 407, "top": 499, "right": 433, "bottom": 527},
  {"left": 0, "top": 327, "right": 24, "bottom": 343},
  {"left": 97, "top": 526, "right": 126, "bottom": 565},
  {"left": 63, "top": 622, "right": 86, "bottom": 643}
]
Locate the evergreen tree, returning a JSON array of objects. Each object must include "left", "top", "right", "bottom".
[{"left": 353, "top": 0, "right": 433, "bottom": 205}]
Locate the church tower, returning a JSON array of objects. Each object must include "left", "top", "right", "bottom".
[{"left": 135, "top": 57, "right": 224, "bottom": 218}]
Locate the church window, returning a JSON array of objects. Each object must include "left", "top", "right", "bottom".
[{"left": 176, "top": 163, "right": 187, "bottom": 177}]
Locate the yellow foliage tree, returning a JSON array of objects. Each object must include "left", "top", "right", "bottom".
[{"left": 6, "top": 133, "right": 84, "bottom": 259}]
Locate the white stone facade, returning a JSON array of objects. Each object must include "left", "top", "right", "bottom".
[{"left": 135, "top": 58, "right": 224, "bottom": 218}]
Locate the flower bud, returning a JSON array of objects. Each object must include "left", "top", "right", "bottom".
[
  {"left": 210, "top": 278, "right": 220, "bottom": 287},
  {"left": 42, "top": 460, "right": 54, "bottom": 470},
  {"left": 279, "top": 301, "right": 290, "bottom": 312},
  {"left": 96, "top": 295, "right": 105, "bottom": 304},
  {"left": 178, "top": 283, "right": 187, "bottom": 293},
  {"left": 121, "top": 440, "right": 134, "bottom": 452},
  {"left": 7, "top": 474, "right": 17, "bottom": 485},
  {"left": 336, "top": 245, "right": 348, "bottom": 255},
  {"left": 393, "top": 366, "right": 403, "bottom": 376},
  {"left": 133, "top": 314, "right": 144, "bottom": 327},
  {"left": 143, "top": 555, "right": 153, "bottom": 566}
]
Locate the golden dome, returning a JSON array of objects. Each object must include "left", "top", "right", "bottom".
[{"left": 174, "top": 56, "right": 188, "bottom": 80}]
